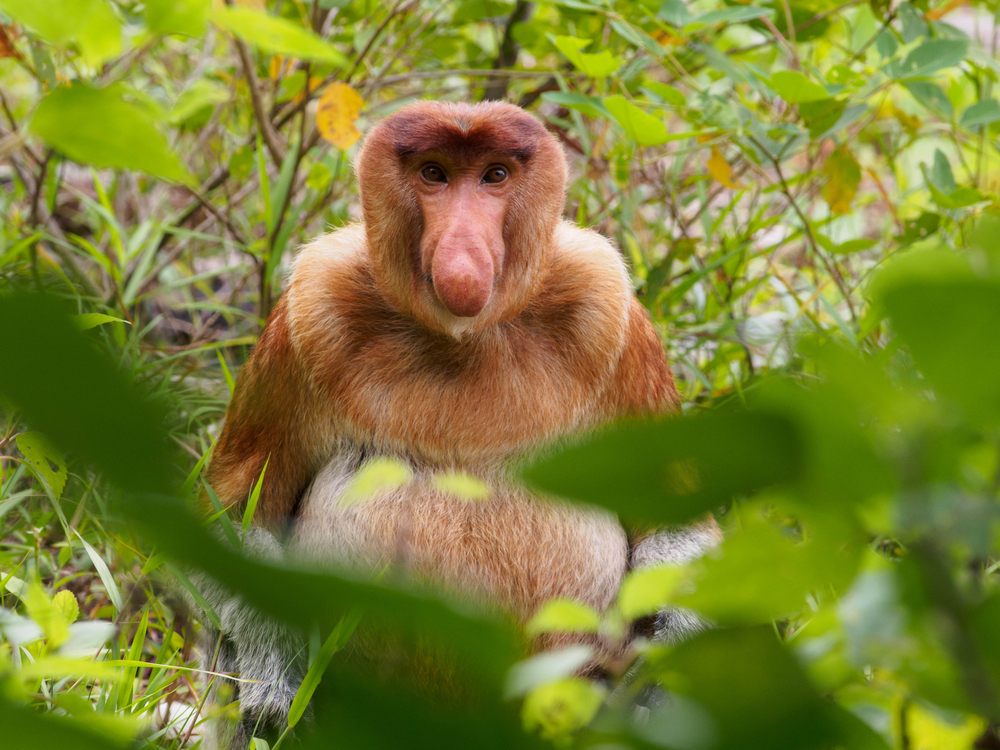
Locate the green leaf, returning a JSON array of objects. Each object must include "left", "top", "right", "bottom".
[
  {"left": 523, "top": 411, "right": 804, "bottom": 526},
  {"left": 920, "top": 149, "right": 985, "bottom": 208},
  {"left": 769, "top": 71, "right": 831, "bottom": 103},
  {"left": 76, "top": 532, "right": 124, "bottom": 613},
  {"left": 16, "top": 432, "right": 67, "bottom": 501},
  {"left": 903, "top": 81, "right": 953, "bottom": 116},
  {"left": 689, "top": 6, "right": 774, "bottom": 27},
  {"left": 658, "top": 0, "right": 693, "bottom": 26},
  {"left": 665, "top": 628, "right": 891, "bottom": 750},
  {"left": 145, "top": 0, "right": 209, "bottom": 37},
  {"left": 618, "top": 566, "right": 686, "bottom": 620},
  {"left": 242, "top": 456, "right": 269, "bottom": 536},
  {"left": 73, "top": 313, "right": 130, "bottom": 331},
  {"left": 927, "top": 148, "right": 957, "bottom": 194},
  {"left": 604, "top": 96, "right": 671, "bottom": 146},
  {"left": 288, "top": 608, "right": 363, "bottom": 727},
  {"left": 896, "top": 38, "right": 969, "bottom": 79},
  {"left": 540, "top": 91, "right": 611, "bottom": 119},
  {"left": 211, "top": 7, "right": 347, "bottom": 65},
  {"left": 525, "top": 599, "right": 601, "bottom": 637},
  {"left": 878, "top": 274, "right": 1000, "bottom": 423},
  {"left": 959, "top": 99, "right": 1000, "bottom": 129},
  {"left": 30, "top": 84, "right": 192, "bottom": 184},
  {"left": 552, "top": 35, "right": 621, "bottom": 78},
  {"left": 642, "top": 81, "right": 686, "bottom": 106},
  {"left": 0, "top": 0, "right": 121, "bottom": 66},
  {"left": 169, "top": 79, "right": 229, "bottom": 125},
  {"left": 815, "top": 236, "right": 877, "bottom": 255}
]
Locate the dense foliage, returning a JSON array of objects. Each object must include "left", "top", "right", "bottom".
[{"left": 2, "top": 0, "right": 1000, "bottom": 747}]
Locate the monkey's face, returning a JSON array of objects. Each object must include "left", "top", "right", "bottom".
[
  {"left": 410, "top": 155, "right": 518, "bottom": 319},
  {"left": 357, "top": 101, "right": 568, "bottom": 337}
]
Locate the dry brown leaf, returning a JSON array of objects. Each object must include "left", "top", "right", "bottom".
[
  {"left": 0, "top": 25, "right": 20, "bottom": 59},
  {"left": 316, "top": 82, "right": 364, "bottom": 151},
  {"left": 707, "top": 147, "right": 739, "bottom": 189},
  {"left": 925, "top": 0, "right": 966, "bottom": 21}
]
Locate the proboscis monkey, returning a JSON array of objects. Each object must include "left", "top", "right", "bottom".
[{"left": 199, "top": 101, "right": 721, "bottom": 749}]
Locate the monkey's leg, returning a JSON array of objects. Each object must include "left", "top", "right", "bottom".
[
  {"left": 192, "top": 527, "right": 306, "bottom": 750},
  {"left": 628, "top": 519, "right": 722, "bottom": 644}
]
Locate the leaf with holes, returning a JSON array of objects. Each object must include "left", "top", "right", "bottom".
[{"left": 16, "top": 432, "right": 67, "bottom": 501}]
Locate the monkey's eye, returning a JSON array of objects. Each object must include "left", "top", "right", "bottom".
[
  {"left": 483, "top": 166, "right": 508, "bottom": 184},
  {"left": 421, "top": 164, "right": 447, "bottom": 183}
]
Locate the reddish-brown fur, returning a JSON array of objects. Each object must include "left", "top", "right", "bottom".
[{"left": 206, "top": 101, "right": 702, "bottom": 651}]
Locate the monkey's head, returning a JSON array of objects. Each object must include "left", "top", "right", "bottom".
[{"left": 357, "top": 100, "right": 568, "bottom": 336}]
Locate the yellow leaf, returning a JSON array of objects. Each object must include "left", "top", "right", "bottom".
[
  {"left": 316, "top": 82, "right": 364, "bottom": 151},
  {"left": 26, "top": 581, "right": 69, "bottom": 649},
  {"left": 707, "top": 147, "right": 739, "bottom": 188},
  {"left": 269, "top": 54, "right": 290, "bottom": 79},
  {"left": 53, "top": 590, "right": 79, "bottom": 624},
  {"left": 821, "top": 145, "right": 862, "bottom": 215}
]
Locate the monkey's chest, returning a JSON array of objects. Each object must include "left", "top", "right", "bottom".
[{"left": 291, "top": 475, "right": 628, "bottom": 622}]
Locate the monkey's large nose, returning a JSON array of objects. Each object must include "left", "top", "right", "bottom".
[{"left": 431, "top": 242, "right": 494, "bottom": 318}]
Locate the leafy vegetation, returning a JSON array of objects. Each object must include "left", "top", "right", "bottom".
[{"left": 2, "top": 0, "right": 1000, "bottom": 747}]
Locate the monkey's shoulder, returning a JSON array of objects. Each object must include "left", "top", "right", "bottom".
[{"left": 545, "top": 222, "right": 679, "bottom": 417}]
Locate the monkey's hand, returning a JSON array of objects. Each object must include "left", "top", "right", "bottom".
[{"left": 628, "top": 519, "right": 721, "bottom": 644}]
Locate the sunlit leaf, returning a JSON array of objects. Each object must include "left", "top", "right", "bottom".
[
  {"left": 212, "top": 6, "right": 347, "bottom": 65},
  {"left": 604, "top": 96, "right": 671, "bottom": 146},
  {"left": 30, "top": 84, "right": 192, "bottom": 184},
  {"left": 73, "top": 313, "right": 129, "bottom": 331},
  {"left": 26, "top": 581, "right": 69, "bottom": 648},
  {"left": 521, "top": 677, "right": 604, "bottom": 742},
  {"left": 525, "top": 599, "right": 601, "bottom": 637},
  {"left": 145, "top": 0, "right": 210, "bottom": 37},
  {"left": 316, "top": 82, "right": 364, "bottom": 150},
  {"left": 341, "top": 457, "right": 412, "bottom": 507},
  {"left": 0, "top": 0, "right": 120, "bottom": 66},
  {"left": 618, "top": 565, "right": 687, "bottom": 620},
  {"left": 552, "top": 35, "right": 621, "bottom": 78},
  {"left": 432, "top": 471, "right": 491, "bottom": 501},
  {"left": 770, "top": 70, "right": 831, "bottom": 103},
  {"left": 52, "top": 590, "right": 79, "bottom": 624}
]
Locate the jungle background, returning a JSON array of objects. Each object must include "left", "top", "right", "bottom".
[{"left": 2, "top": 0, "right": 1000, "bottom": 748}]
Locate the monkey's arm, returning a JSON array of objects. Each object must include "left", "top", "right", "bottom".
[
  {"left": 607, "top": 297, "right": 722, "bottom": 640},
  {"left": 206, "top": 294, "right": 331, "bottom": 529}
]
